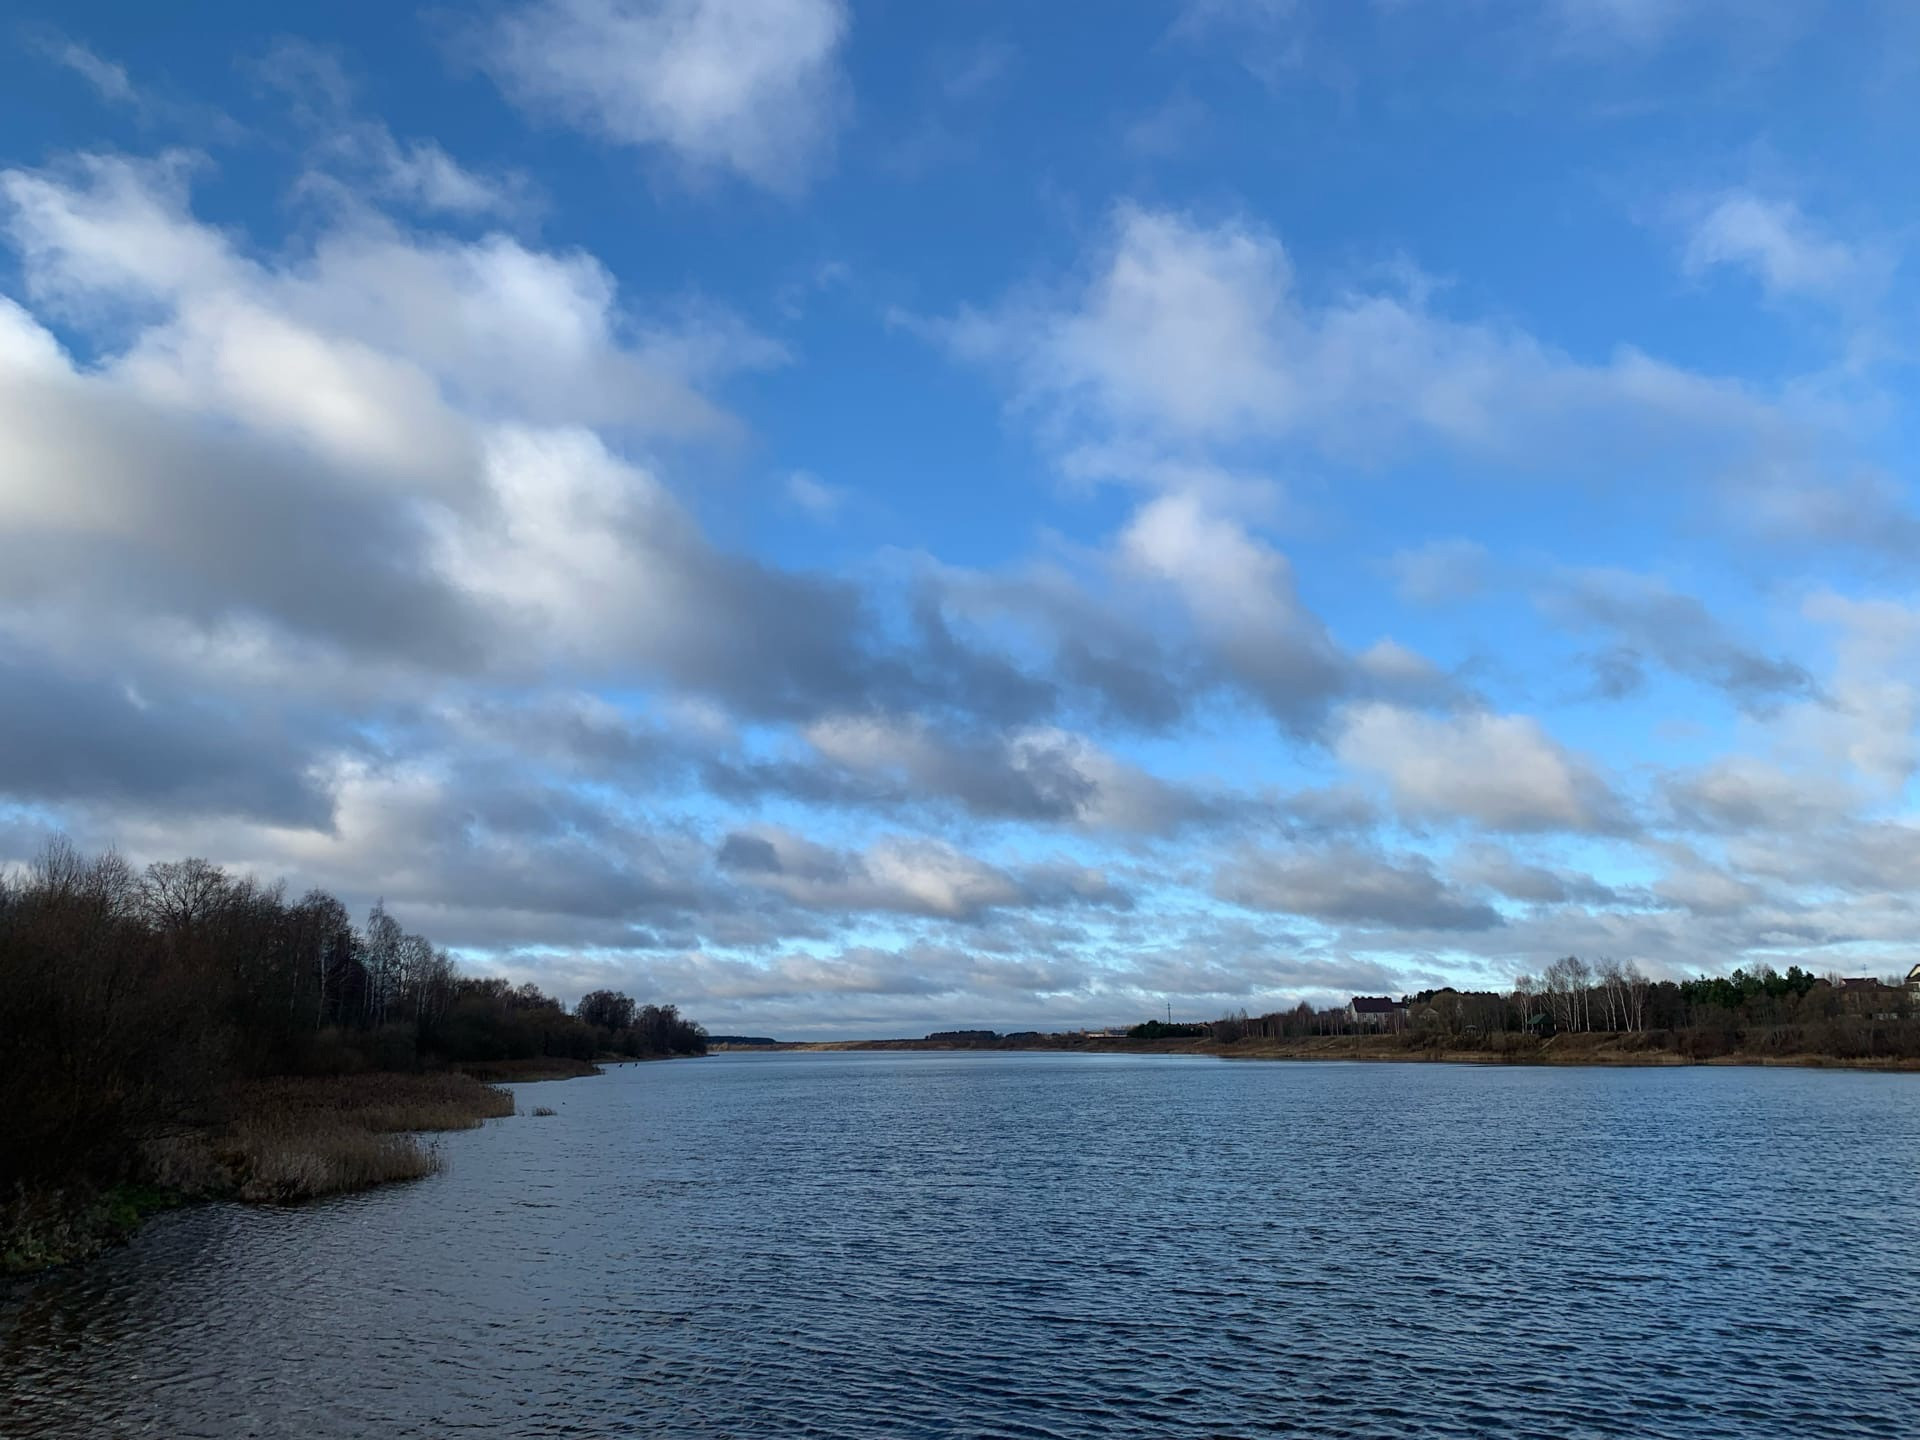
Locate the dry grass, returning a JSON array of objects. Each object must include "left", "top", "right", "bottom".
[
  {"left": 7, "top": 1072, "right": 536, "bottom": 1267},
  {"left": 216, "top": 1073, "right": 515, "bottom": 1204},
  {"left": 224, "top": 1121, "right": 440, "bottom": 1203},
  {"left": 238, "top": 1072, "right": 516, "bottom": 1134}
]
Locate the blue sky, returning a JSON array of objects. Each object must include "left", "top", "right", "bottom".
[{"left": 3, "top": 0, "right": 1919, "bottom": 1036}]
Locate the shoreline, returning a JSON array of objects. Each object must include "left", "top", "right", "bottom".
[
  {"left": 5, "top": 1051, "right": 726, "bottom": 1277},
  {"left": 6, "top": 1051, "right": 720, "bottom": 1276},
  {"left": 4, "top": 1062, "right": 611, "bottom": 1278},
  {"left": 717, "top": 1036, "right": 1920, "bottom": 1072}
]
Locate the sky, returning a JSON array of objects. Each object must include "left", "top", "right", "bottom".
[{"left": 3, "top": 0, "right": 1919, "bottom": 1038}]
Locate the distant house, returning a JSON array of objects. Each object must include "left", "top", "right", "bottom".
[
  {"left": 1836, "top": 977, "right": 1904, "bottom": 1022},
  {"left": 1908, "top": 964, "right": 1920, "bottom": 997},
  {"left": 1346, "top": 996, "right": 1407, "bottom": 1031}
]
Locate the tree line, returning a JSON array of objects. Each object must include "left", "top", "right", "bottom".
[
  {"left": 0, "top": 840, "right": 704, "bottom": 1195},
  {"left": 1211, "top": 958, "right": 1917, "bottom": 1059}
]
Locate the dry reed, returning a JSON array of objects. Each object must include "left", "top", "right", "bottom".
[{"left": 218, "top": 1073, "right": 514, "bottom": 1203}]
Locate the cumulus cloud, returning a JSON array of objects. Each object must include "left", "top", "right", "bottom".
[
  {"left": 1661, "top": 756, "right": 1855, "bottom": 835},
  {"left": 1216, "top": 845, "right": 1502, "bottom": 931},
  {"left": 10, "top": 28, "right": 1920, "bottom": 1034},
  {"left": 715, "top": 827, "right": 1130, "bottom": 922},
  {"left": 1335, "top": 702, "right": 1621, "bottom": 833},
  {"left": 0, "top": 153, "right": 880, "bottom": 719},
  {"left": 0, "top": 641, "right": 334, "bottom": 828},
  {"left": 1118, "top": 491, "right": 1347, "bottom": 731},
  {"left": 1446, "top": 842, "right": 1619, "bottom": 906},
  {"left": 940, "top": 202, "right": 1784, "bottom": 470},
  {"left": 476, "top": 0, "right": 850, "bottom": 193},
  {"left": 1787, "top": 593, "right": 1920, "bottom": 792},
  {"left": 797, "top": 716, "right": 1218, "bottom": 833}
]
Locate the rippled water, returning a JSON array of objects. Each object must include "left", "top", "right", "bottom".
[{"left": 5, "top": 1053, "right": 1919, "bottom": 1438}]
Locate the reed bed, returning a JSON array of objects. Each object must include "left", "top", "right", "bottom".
[{"left": 218, "top": 1073, "right": 514, "bottom": 1204}]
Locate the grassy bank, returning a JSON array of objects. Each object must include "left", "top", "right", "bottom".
[
  {"left": 3, "top": 1072, "right": 515, "bottom": 1274},
  {"left": 761, "top": 1031, "right": 1920, "bottom": 1071},
  {"left": 1195, "top": 1030, "right": 1920, "bottom": 1070}
]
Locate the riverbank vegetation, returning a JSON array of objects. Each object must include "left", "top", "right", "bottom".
[
  {"left": 0, "top": 839, "right": 705, "bottom": 1272},
  {"left": 778, "top": 961, "right": 1920, "bottom": 1069},
  {"left": 1208, "top": 960, "right": 1920, "bottom": 1065}
]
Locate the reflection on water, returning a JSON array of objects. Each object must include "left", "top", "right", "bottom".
[{"left": 5, "top": 1053, "right": 1919, "bottom": 1438}]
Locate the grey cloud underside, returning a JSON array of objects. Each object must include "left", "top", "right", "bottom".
[
  {"left": 0, "top": 369, "right": 1122, "bottom": 735},
  {"left": 0, "top": 643, "right": 334, "bottom": 827},
  {"left": 713, "top": 827, "right": 1133, "bottom": 923},
  {"left": 1215, "top": 846, "right": 1504, "bottom": 932},
  {"left": 0, "top": 372, "right": 483, "bottom": 670},
  {"left": 1447, "top": 843, "right": 1621, "bottom": 907},
  {"left": 1544, "top": 569, "right": 1818, "bottom": 712}
]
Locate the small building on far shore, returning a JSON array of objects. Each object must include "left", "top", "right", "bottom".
[
  {"left": 1346, "top": 996, "right": 1408, "bottom": 1032},
  {"left": 1835, "top": 977, "right": 1905, "bottom": 1022}
]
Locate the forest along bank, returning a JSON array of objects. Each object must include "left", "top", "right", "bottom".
[{"left": 0, "top": 840, "right": 706, "bottom": 1273}]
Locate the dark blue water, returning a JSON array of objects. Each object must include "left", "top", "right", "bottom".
[{"left": 5, "top": 1052, "right": 1918, "bottom": 1438}]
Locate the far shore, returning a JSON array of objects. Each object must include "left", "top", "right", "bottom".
[{"left": 710, "top": 1034, "right": 1920, "bottom": 1072}]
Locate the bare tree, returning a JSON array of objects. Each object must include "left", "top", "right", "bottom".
[
  {"left": 1512, "top": 973, "right": 1537, "bottom": 1031},
  {"left": 139, "top": 858, "right": 230, "bottom": 936},
  {"left": 362, "top": 901, "right": 404, "bottom": 1028},
  {"left": 1568, "top": 956, "right": 1593, "bottom": 1031},
  {"left": 1598, "top": 958, "right": 1625, "bottom": 1033},
  {"left": 1624, "top": 961, "right": 1649, "bottom": 1033}
]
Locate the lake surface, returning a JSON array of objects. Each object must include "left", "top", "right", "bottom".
[{"left": 4, "top": 1052, "right": 1918, "bottom": 1438}]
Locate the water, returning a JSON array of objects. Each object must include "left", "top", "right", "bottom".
[{"left": 4, "top": 1052, "right": 1918, "bottom": 1439}]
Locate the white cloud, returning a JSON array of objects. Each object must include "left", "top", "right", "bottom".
[
  {"left": 45, "top": 39, "right": 137, "bottom": 106},
  {"left": 1118, "top": 490, "right": 1344, "bottom": 727},
  {"left": 351, "top": 133, "right": 528, "bottom": 219},
  {"left": 1, "top": 152, "right": 768, "bottom": 449},
  {"left": 478, "top": 0, "right": 850, "bottom": 194},
  {"left": 1786, "top": 593, "right": 1920, "bottom": 792},
  {"left": 943, "top": 202, "right": 1784, "bottom": 470},
  {"left": 1216, "top": 844, "right": 1501, "bottom": 931},
  {"left": 800, "top": 714, "right": 1214, "bottom": 834},
  {"left": 256, "top": 37, "right": 532, "bottom": 220},
  {"left": 785, "top": 469, "right": 845, "bottom": 517},
  {"left": 1682, "top": 189, "right": 1880, "bottom": 303},
  {"left": 1336, "top": 702, "right": 1619, "bottom": 833},
  {"left": 1663, "top": 755, "right": 1855, "bottom": 834},
  {"left": 717, "top": 826, "right": 1125, "bottom": 921},
  {"left": 0, "top": 150, "right": 834, "bottom": 710}
]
